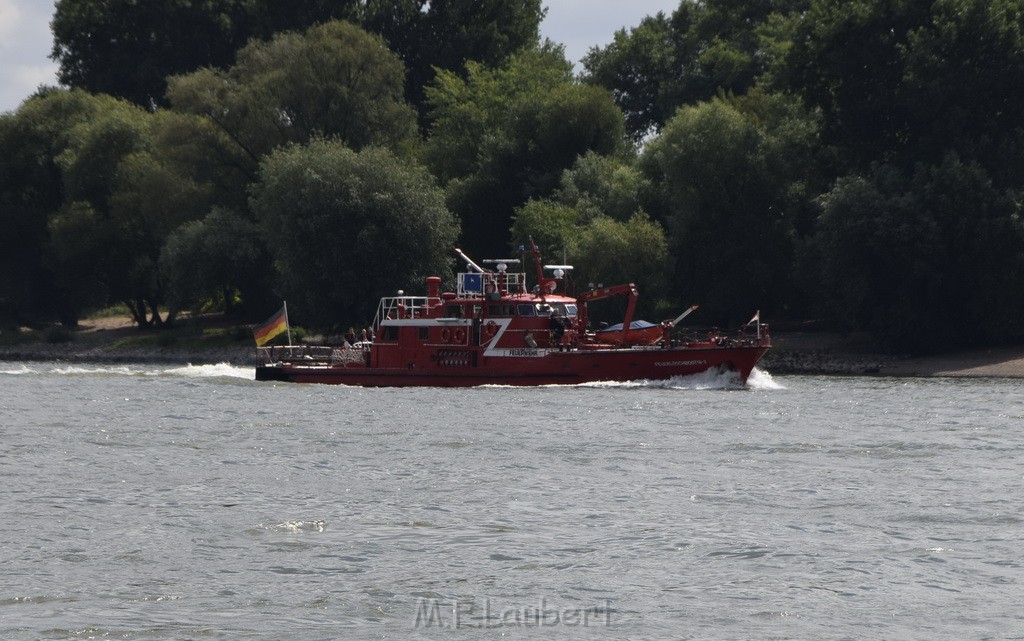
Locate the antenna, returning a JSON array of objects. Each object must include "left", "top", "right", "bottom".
[{"left": 454, "top": 247, "right": 485, "bottom": 273}]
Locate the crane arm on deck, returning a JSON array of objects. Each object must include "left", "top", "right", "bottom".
[{"left": 576, "top": 284, "right": 639, "bottom": 346}]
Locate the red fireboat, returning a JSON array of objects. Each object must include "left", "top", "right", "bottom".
[{"left": 255, "top": 241, "right": 770, "bottom": 386}]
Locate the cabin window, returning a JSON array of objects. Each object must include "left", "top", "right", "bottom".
[
  {"left": 419, "top": 326, "right": 428, "bottom": 341},
  {"left": 444, "top": 305, "right": 462, "bottom": 318},
  {"left": 380, "top": 326, "right": 398, "bottom": 341},
  {"left": 488, "top": 304, "right": 516, "bottom": 317},
  {"left": 517, "top": 304, "right": 535, "bottom": 316},
  {"left": 549, "top": 303, "right": 577, "bottom": 317}
]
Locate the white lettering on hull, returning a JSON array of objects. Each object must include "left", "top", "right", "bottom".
[{"left": 503, "top": 348, "right": 542, "bottom": 357}]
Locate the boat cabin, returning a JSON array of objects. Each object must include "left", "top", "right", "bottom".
[{"left": 365, "top": 257, "right": 581, "bottom": 369}]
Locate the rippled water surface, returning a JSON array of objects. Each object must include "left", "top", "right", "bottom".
[{"left": 1, "top": 362, "right": 1021, "bottom": 639}]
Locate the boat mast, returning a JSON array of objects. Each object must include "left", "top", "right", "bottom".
[{"left": 528, "top": 237, "right": 545, "bottom": 300}]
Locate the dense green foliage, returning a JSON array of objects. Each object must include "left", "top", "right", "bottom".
[
  {"left": 51, "top": 0, "right": 258, "bottom": 108},
  {"left": 167, "top": 21, "right": 418, "bottom": 163},
  {"left": 5, "top": 1, "right": 1024, "bottom": 353},
  {"left": 51, "top": 0, "right": 542, "bottom": 116},
  {"left": 251, "top": 141, "right": 458, "bottom": 327},
  {"left": 509, "top": 153, "right": 667, "bottom": 319},
  {"left": 582, "top": 0, "right": 809, "bottom": 142},
  {"left": 160, "top": 208, "right": 272, "bottom": 318},
  {"left": 815, "top": 156, "right": 1024, "bottom": 352},
  {"left": 425, "top": 48, "right": 626, "bottom": 258}
]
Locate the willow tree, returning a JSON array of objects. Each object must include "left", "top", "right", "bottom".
[
  {"left": 251, "top": 141, "right": 459, "bottom": 328},
  {"left": 168, "top": 20, "right": 418, "bottom": 167}
]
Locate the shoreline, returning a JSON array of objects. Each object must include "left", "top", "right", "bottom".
[
  {"left": 4, "top": 332, "right": 1024, "bottom": 379},
  {"left": 763, "top": 332, "right": 1024, "bottom": 378}
]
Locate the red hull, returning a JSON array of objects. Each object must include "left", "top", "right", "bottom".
[{"left": 255, "top": 344, "right": 768, "bottom": 387}]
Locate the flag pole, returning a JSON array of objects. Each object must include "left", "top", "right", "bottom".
[{"left": 284, "top": 301, "right": 292, "bottom": 346}]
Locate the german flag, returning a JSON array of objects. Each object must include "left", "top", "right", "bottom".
[{"left": 253, "top": 305, "right": 289, "bottom": 346}]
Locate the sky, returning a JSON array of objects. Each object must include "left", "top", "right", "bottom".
[{"left": 0, "top": 0, "right": 679, "bottom": 114}]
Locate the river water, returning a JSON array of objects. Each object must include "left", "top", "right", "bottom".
[{"left": 1, "top": 362, "right": 1021, "bottom": 640}]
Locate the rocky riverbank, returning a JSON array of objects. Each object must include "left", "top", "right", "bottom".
[{"left": 762, "top": 331, "right": 1024, "bottom": 378}]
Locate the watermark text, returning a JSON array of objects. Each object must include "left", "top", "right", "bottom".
[{"left": 414, "top": 597, "right": 612, "bottom": 629}]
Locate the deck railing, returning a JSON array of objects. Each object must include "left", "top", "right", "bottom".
[
  {"left": 256, "top": 344, "right": 370, "bottom": 366},
  {"left": 457, "top": 272, "right": 526, "bottom": 297},
  {"left": 372, "top": 295, "right": 441, "bottom": 331}
]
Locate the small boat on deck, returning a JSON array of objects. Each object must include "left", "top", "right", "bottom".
[{"left": 255, "top": 241, "right": 770, "bottom": 386}]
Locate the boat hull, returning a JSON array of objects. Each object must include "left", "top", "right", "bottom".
[{"left": 255, "top": 344, "right": 769, "bottom": 387}]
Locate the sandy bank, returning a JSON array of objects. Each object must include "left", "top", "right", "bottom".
[{"left": 762, "top": 332, "right": 1024, "bottom": 378}]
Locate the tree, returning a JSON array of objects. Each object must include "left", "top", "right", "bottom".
[
  {"left": 581, "top": 13, "right": 677, "bottom": 143},
  {"left": 364, "top": 0, "right": 545, "bottom": 119},
  {"left": 509, "top": 200, "right": 582, "bottom": 260},
  {"left": 583, "top": 0, "right": 808, "bottom": 141},
  {"left": 52, "top": 0, "right": 541, "bottom": 116},
  {"left": 168, "top": 21, "right": 418, "bottom": 164},
  {"left": 247, "top": 0, "right": 363, "bottom": 37},
  {"left": 51, "top": 0, "right": 254, "bottom": 108},
  {"left": 814, "top": 155, "right": 1024, "bottom": 352},
  {"left": 44, "top": 202, "right": 112, "bottom": 324},
  {"left": 50, "top": 100, "right": 201, "bottom": 327},
  {"left": 160, "top": 208, "right": 272, "bottom": 317},
  {"left": 897, "top": 0, "right": 1024, "bottom": 186},
  {"left": 0, "top": 89, "right": 240, "bottom": 328},
  {"left": 511, "top": 204, "right": 670, "bottom": 320},
  {"left": 251, "top": 141, "right": 459, "bottom": 328},
  {"left": 572, "top": 213, "right": 670, "bottom": 320},
  {"left": 510, "top": 153, "right": 668, "bottom": 319},
  {"left": 0, "top": 102, "right": 59, "bottom": 324},
  {"left": 554, "top": 152, "right": 654, "bottom": 223},
  {"left": 641, "top": 92, "right": 820, "bottom": 323},
  {"left": 424, "top": 47, "right": 575, "bottom": 181},
  {"left": 783, "top": 0, "right": 1024, "bottom": 179},
  {"left": 0, "top": 90, "right": 133, "bottom": 325},
  {"left": 424, "top": 47, "right": 626, "bottom": 259},
  {"left": 510, "top": 152, "right": 653, "bottom": 259}
]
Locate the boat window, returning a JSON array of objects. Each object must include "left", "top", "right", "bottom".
[
  {"left": 418, "top": 326, "right": 428, "bottom": 341},
  {"left": 488, "top": 304, "right": 515, "bottom": 317},
  {"left": 535, "top": 303, "right": 553, "bottom": 316},
  {"left": 444, "top": 305, "right": 462, "bottom": 318},
  {"left": 380, "top": 326, "right": 398, "bottom": 341},
  {"left": 548, "top": 302, "right": 576, "bottom": 317},
  {"left": 517, "top": 304, "right": 535, "bottom": 316}
]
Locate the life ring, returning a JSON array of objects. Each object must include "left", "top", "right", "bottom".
[
  {"left": 453, "top": 327, "right": 467, "bottom": 343},
  {"left": 483, "top": 321, "right": 498, "bottom": 339},
  {"left": 440, "top": 327, "right": 452, "bottom": 343}
]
